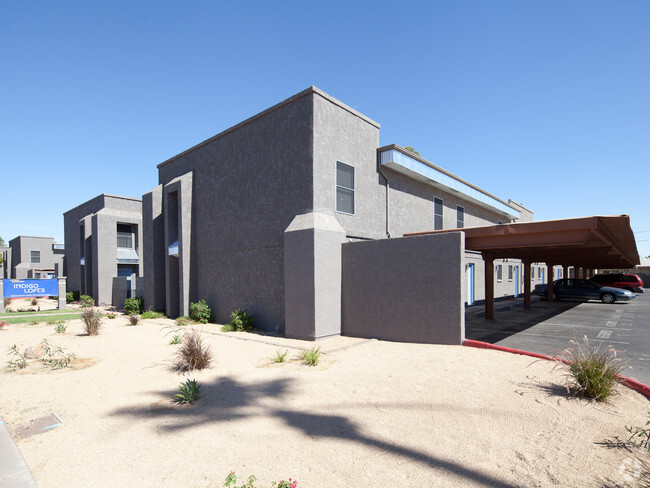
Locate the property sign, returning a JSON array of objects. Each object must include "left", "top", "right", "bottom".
[{"left": 2, "top": 279, "right": 58, "bottom": 298}]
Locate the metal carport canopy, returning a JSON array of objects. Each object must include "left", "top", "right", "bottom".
[{"left": 405, "top": 215, "right": 640, "bottom": 318}]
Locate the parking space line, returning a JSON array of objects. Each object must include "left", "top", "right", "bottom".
[{"left": 530, "top": 322, "right": 631, "bottom": 331}]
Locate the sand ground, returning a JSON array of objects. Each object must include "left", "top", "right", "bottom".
[{"left": 0, "top": 305, "right": 649, "bottom": 487}]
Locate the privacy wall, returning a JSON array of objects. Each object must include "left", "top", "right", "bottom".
[{"left": 342, "top": 232, "right": 465, "bottom": 345}]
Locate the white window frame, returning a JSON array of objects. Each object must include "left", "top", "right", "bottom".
[
  {"left": 496, "top": 264, "right": 503, "bottom": 282},
  {"left": 508, "top": 265, "right": 513, "bottom": 281},
  {"left": 456, "top": 205, "right": 464, "bottom": 228},
  {"left": 434, "top": 197, "right": 443, "bottom": 230},
  {"left": 335, "top": 161, "right": 355, "bottom": 215}
]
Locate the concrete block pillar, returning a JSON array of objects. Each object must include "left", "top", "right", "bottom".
[
  {"left": 284, "top": 212, "right": 346, "bottom": 340},
  {"left": 57, "top": 277, "right": 66, "bottom": 310},
  {"left": 0, "top": 279, "right": 4, "bottom": 313},
  {"left": 143, "top": 185, "right": 166, "bottom": 312}
]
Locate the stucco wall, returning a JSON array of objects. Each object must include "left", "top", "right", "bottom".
[
  {"left": 155, "top": 91, "right": 315, "bottom": 328},
  {"left": 342, "top": 233, "right": 465, "bottom": 345}
]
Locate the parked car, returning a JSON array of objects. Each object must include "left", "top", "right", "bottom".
[
  {"left": 533, "top": 278, "right": 636, "bottom": 304},
  {"left": 589, "top": 273, "right": 644, "bottom": 293}
]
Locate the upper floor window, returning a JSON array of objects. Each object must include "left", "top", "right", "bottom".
[
  {"left": 336, "top": 161, "right": 355, "bottom": 215},
  {"left": 434, "top": 198, "right": 443, "bottom": 230},
  {"left": 117, "top": 223, "right": 134, "bottom": 249},
  {"left": 456, "top": 206, "right": 464, "bottom": 228},
  {"left": 30, "top": 251, "right": 40, "bottom": 264}
]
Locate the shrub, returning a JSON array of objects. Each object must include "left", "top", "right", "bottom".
[
  {"left": 189, "top": 299, "right": 211, "bottom": 324},
  {"left": 0, "top": 320, "right": 9, "bottom": 330},
  {"left": 273, "top": 349, "right": 289, "bottom": 363},
  {"left": 124, "top": 297, "right": 143, "bottom": 315},
  {"left": 128, "top": 315, "right": 140, "bottom": 326},
  {"left": 174, "top": 378, "right": 201, "bottom": 405},
  {"left": 54, "top": 323, "right": 67, "bottom": 334},
  {"left": 226, "top": 308, "right": 255, "bottom": 332},
  {"left": 175, "top": 328, "right": 212, "bottom": 372},
  {"left": 7, "top": 345, "right": 27, "bottom": 369},
  {"left": 40, "top": 339, "right": 76, "bottom": 369},
  {"left": 224, "top": 473, "right": 258, "bottom": 488},
  {"left": 300, "top": 346, "right": 321, "bottom": 367},
  {"left": 30, "top": 297, "right": 38, "bottom": 306},
  {"left": 106, "top": 313, "right": 117, "bottom": 319},
  {"left": 81, "top": 307, "right": 103, "bottom": 336},
  {"left": 552, "top": 336, "right": 624, "bottom": 401},
  {"left": 80, "top": 295, "right": 95, "bottom": 307},
  {"left": 176, "top": 316, "right": 191, "bottom": 326},
  {"left": 141, "top": 310, "right": 166, "bottom": 320},
  {"left": 66, "top": 290, "right": 80, "bottom": 304},
  {"left": 3, "top": 297, "right": 10, "bottom": 307}
]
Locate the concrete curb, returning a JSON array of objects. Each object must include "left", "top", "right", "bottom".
[
  {"left": 0, "top": 417, "right": 38, "bottom": 487},
  {"left": 463, "top": 339, "right": 650, "bottom": 400}
]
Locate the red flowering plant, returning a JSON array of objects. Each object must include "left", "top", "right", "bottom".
[{"left": 0, "top": 320, "right": 9, "bottom": 329}]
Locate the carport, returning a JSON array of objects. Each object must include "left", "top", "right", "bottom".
[{"left": 406, "top": 215, "right": 640, "bottom": 319}]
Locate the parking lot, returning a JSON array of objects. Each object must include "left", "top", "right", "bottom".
[{"left": 465, "top": 291, "right": 650, "bottom": 386}]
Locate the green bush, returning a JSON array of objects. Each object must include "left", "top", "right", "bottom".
[
  {"left": 80, "top": 295, "right": 95, "bottom": 307},
  {"left": 226, "top": 308, "right": 255, "bottom": 332},
  {"left": 124, "top": 297, "right": 143, "bottom": 315},
  {"left": 66, "top": 290, "right": 80, "bottom": 304},
  {"left": 189, "top": 299, "right": 212, "bottom": 324},
  {"left": 141, "top": 310, "right": 166, "bottom": 319},
  {"left": 174, "top": 378, "right": 201, "bottom": 405},
  {"left": 300, "top": 346, "right": 321, "bottom": 367},
  {"left": 553, "top": 336, "right": 624, "bottom": 401}
]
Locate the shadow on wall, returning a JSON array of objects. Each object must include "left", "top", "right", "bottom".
[{"left": 111, "top": 375, "right": 520, "bottom": 488}]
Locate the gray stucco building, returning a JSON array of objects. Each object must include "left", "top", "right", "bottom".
[
  {"left": 6, "top": 236, "right": 64, "bottom": 280},
  {"left": 64, "top": 194, "right": 143, "bottom": 306},
  {"left": 143, "top": 86, "right": 532, "bottom": 342}
]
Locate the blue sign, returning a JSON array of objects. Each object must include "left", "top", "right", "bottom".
[{"left": 2, "top": 279, "right": 58, "bottom": 298}]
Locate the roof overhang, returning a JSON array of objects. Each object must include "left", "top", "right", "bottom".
[{"left": 405, "top": 215, "right": 640, "bottom": 269}]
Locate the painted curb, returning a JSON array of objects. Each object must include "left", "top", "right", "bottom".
[{"left": 463, "top": 339, "right": 650, "bottom": 400}]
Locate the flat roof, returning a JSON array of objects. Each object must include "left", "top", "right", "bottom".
[{"left": 406, "top": 215, "right": 640, "bottom": 269}]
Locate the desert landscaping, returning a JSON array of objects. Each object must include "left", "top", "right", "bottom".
[{"left": 1, "top": 302, "right": 649, "bottom": 487}]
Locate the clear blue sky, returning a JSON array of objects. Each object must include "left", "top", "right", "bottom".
[{"left": 2, "top": 1, "right": 649, "bottom": 258}]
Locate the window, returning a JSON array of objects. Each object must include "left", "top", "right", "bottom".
[
  {"left": 456, "top": 206, "right": 464, "bottom": 228},
  {"left": 434, "top": 198, "right": 443, "bottom": 230},
  {"left": 30, "top": 251, "right": 40, "bottom": 264},
  {"left": 117, "top": 223, "right": 134, "bottom": 249},
  {"left": 508, "top": 265, "right": 513, "bottom": 281},
  {"left": 336, "top": 161, "right": 355, "bottom": 214},
  {"left": 496, "top": 264, "right": 503, "bottom": 282},
  {"left": 532, "top": 267, "right": 535, "bottom": 279},
  {"left": 35, "top": 272, "right": 41, "bottom": 279}
]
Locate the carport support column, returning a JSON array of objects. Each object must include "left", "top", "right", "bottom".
[
  {"left": 562, "top": 265, "right": 568, "bottom": 280},
  {"left": 483, "top": 252, "right": 495, "bottom": 320},
  {"left": 546, "top": 263, "right": 555, "bottom": 302},
  {"left": 523, "top": 259, "right": 531, "bottom": 310}
]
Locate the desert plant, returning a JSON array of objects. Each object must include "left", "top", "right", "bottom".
[
  {"left": 272, "top": 480, "right": 300, "bottom": 488},
  {"left": 30, "top": 297, "right": 38, "bottom": 306},
  {"left": 128, "top": 315, "right": 140, "bottom": 326},
  {"left": 174, "top": 378, "right": 201, "bottom": 404},
  {"left": 175, "top": 328, "right": 212, "bottom": 372},
  {"left": 81, "top": 307, "right": 103, "bottom": 336},
  {"left": 124, "top": 297, "right": 143, "bottom": 315},
  {"left": 106, "top": 312, "right": 117, "bottom": 319},
  {"left": 552, "top": 336, "right": 624, "bottom": 401},
  {"left": 628, "top": 411, "right": 650, "bottom": 453},
  {"left": 224, "top": 473, "right": 258, "bottom": 488},
  {"left": 3, "top": 297, "right": 10, "bottom": 307},
  {"left": 141, "top": 310, "right": 166, "bottom": 319},
  {"left": 300, "top": 346, "right": 321, "bottom": 367},
  {"left": 189, "top": 299, "right": 212, "bottom": 324},
  {"left": 170, "top": 334, "right": 183, "bottom": 345},
  {"left": 80, "top": 295, "right": 95, "bottom": 307},
  {"left": 273, "top": 349, "right": 289, "bottom": 363},
  {"left": 54, "top": 323, "right": 67, "bottom": 334},
  {"left": 40, "top": 339, "right": 76, "bottom": 369},
  {"left": 176, "top": 316, "right": 191, "bottom": 326},
  {"left": 7, "top": 345, "right": 28, "bottom": 369},
  {"left": 0, "top": 320, "right": 9, "bottom": 330},
  {"left": 226, "top": 308, "right": 255, "bottom": 332}
]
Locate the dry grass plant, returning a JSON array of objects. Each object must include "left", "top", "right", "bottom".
[
  {"left": 81, "top": 307, "right": 103, "bottom": 336},
  {"left": 174, "top": 328, "right": 212, "bottom": 372}
]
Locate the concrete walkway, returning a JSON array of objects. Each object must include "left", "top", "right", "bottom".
[{"left": 0, "top": 417, "right": 37, "bottom": 487}]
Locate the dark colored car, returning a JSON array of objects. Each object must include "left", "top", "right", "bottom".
[
  {"left": 589, "top": 273, "right": 644, "bottom": 293},
  {"left": 533, "top": 278, "right": 636, "bottom": 304}
]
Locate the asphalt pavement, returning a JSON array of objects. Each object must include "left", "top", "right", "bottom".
[{"left": 465, "top": 291, "right": 650, "bottom": 386}]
